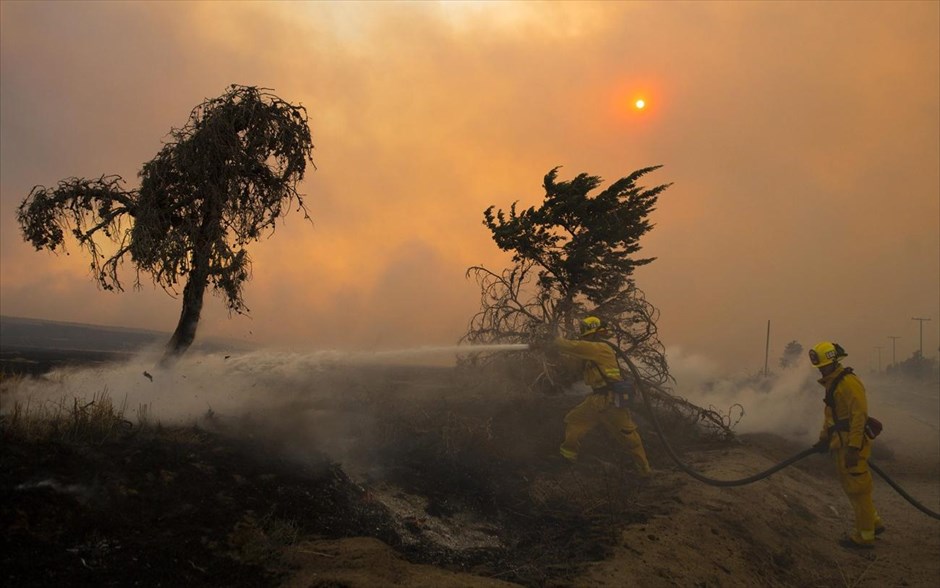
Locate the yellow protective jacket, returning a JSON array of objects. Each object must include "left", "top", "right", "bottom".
[
  {"left": 817, "top": 365, "right": 869, "bottom": 450},
  {"left": 552, "top": 337, "right": 622, "bottom": 390}
]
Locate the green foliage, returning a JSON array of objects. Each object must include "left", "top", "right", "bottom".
[
  {"left": 16, "top": 175, "right": 137, "bottom": 291},
  {"left": 16, "top": 85, "right": 315, "bottom": 359},
  {"left": 132, "top": 86, "right": 314, "bottom": 312},
  {"left": 778, "top": 340, "right": 803, "bottom": 369},
  {"left": 467, "top": 166, "right": 672, "bottom": 384},
  {"left": 483, "top": 166, "right": 666, "bottom": 307}
]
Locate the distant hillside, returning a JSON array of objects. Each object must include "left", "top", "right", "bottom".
[
  {"left": 0, "top": 315, "right": 166, "bottom": 353},
  {"left": 0, "top": 315, "right": 246, "bottom": 375}
]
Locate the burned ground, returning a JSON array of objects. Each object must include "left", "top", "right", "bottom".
[
  {"left": 2, "top": 361, "right": 938, "bottom": 587},
  {"left": 2, "top": 430, "right": 391, "bottom": 587}
]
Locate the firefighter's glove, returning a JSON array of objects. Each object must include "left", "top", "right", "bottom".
[
  {"left": 623, "top": 386, "right": 638, "bottom": 407},
  {"left": 844, "top": 447, "right": 860, "bottom": 468},
  {"left": 812, "top": 439, "right": 829, "bottom": 454}
]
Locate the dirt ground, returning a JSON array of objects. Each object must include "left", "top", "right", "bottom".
[{"left": 2, "top": 363, "right": 938, "bottom": 587}]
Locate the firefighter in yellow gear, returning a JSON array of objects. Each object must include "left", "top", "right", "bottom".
[
  {"left": 532, "top": 316, "right": 652, "bottom": 477},
  {"left": 809, "top": 341, "right": 884, "bottom": 549}
]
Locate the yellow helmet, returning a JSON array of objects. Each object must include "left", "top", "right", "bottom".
[
  {"left": 808, "top": 341, "right": 847, "bottom": 368},
  {"left": 579, "top": 316, "right": 607, "bottom": 338}
]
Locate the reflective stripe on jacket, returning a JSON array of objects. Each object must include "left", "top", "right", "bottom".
[
  {"left": 552, "top": 337, "right": 622, "bottom": 390},
  {"left": 817, "top": 366, "right": 869, "bottom": 450}
]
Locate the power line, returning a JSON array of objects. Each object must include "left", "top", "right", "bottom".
[{"left": 763, "top": 320, "right": 770, "bottom": 377}]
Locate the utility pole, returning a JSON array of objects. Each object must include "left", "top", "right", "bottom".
[
  {"left": 764, "top": 320, "right": 770, "bottom": 377},
  {"left": 887, "top": 336, "right": 901, "bottom": 367},
  {"left": 873, "top": 346, "right": 882, "bottom": 373},
  {"left": 911, "top": 317, "right": 931, "bottom": 357}
]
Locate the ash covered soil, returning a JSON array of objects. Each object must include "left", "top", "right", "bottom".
[{"left": 2, "top": 362, "right": 938, "bottom": 587}]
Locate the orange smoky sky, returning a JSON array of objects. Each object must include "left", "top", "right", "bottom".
[{"left": 1, "top": 1, "right": 937, "bottom": 374}]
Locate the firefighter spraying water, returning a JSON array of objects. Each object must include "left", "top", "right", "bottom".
[
  {"left": 529, "top": 316, "right": 652, "bottom": 477},
  {"left": 522, "top": 316, "right": 939, "bottom": 547}
]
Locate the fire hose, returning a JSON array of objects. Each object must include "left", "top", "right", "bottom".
[{"left": 620, "top": 356, "right": 940, "bottom": 521}]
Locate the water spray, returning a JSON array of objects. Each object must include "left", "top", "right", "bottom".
[
  {"left": 217, "top": 343, "right": 532, "bottom": 368},
  {"left": 138, "top": 342, "right": 530, "bottom": 384},
  {"left": 365, "top": 343, "right": 530, "bottom": 361}
]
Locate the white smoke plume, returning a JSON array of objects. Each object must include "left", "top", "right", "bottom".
[
  {"left": 3, "top": 343, "right": 936, "bottom": 473},
  {"left": 666, "top": 346, "right": 821, "bottom": 443},
  {"left": 665, "top": 347, "right": 940, "bottom": 468},
  {"left": 0, "top": 344, "right": 531, "bottom": 473}
]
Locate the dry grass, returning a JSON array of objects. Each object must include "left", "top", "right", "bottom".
[
  {"left": 228, "top": 512, "right": 301, "bottom": 566},
  {"left": 1, "top": 381, "right": 150, "bottom": 444}
]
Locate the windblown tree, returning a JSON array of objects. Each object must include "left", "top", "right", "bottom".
[
  {"left": 464, "top": 167, "right": 742, "bottom": 438},
  {"left": 464, "top": 166, "right": 671, "bottom": 384},
  {"left": 778, "top": 340, "right": 804, "bottom": 369},
  {"left": 17, "top": 85, "right": 315, "bottom": 365}
]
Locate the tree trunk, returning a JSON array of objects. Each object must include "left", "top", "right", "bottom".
[
  {"left": 159, "top": 257, "right": 209, "bottom": 367},
  {"left": 158, "top": 188, "right": 224, "bottom": 368}
]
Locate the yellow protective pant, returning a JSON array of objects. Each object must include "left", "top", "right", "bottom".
[
  {"left": 833, "top": 445, "right": 882, "bottom": 545},
  {"left": 560, "top": 393, "right": 651, "bottom": 475}
]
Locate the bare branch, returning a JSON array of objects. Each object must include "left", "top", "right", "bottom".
[{"left": 17, "top": 175, "right": 136, "bottom": 291}]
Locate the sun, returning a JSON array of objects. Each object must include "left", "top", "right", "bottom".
[{"left": 609, "top": 84, "right": 657, "bottom": 122}]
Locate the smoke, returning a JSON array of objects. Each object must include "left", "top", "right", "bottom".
[
  {"left": 0, "top": 343, "right": 531, "bottom": 474},
  {"left": 2, "top": 344, "right": 525, "bottom": 420},
  {"left": 4, "top": 343, "right": 935, "bottom": 474},
  {"left": 665, "top": 347, "right": 940, "bottom": 467},
  {"left": 666, "top": 347, "right": 821, "bottom": 443},
  {"left": 860, "top": 373, "right": 940, "bottom": 469}
]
